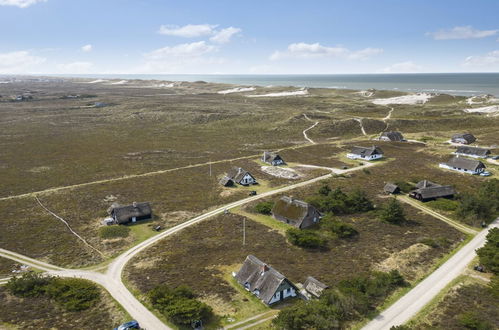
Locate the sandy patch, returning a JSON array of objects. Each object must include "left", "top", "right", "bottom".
[
  {"left": 464, "top": 105, "right": 499, "bottom": 116},
  {"left": 260, "top": 166, "right": 301, "bottom": 179},
  {"left": 110, "top": 80, "right": 128, "bottom": 85},
  {"left": 218, "top": 87, "right": 256, "bottom": 94},
  {"left": 373, "top": 243, "right": 432, "bottom": 281},
  {"left": 86, "top": 79, "right": 108, "bottom": 84},
  {"left": 28, "top": 166, "right": 51, "bottom": 173},
  {"left": 149, "top": 83, "right": 175, "bottom": 88},
  {"left": 372, "top": 93, "right": 433, "bottom": 105},
  {"left": 247, "top": 89, "right": 308, "bottom": 98}
]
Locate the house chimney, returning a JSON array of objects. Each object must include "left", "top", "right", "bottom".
[{"left": 261, "top": 264, "right": 269, "bottom": 274}]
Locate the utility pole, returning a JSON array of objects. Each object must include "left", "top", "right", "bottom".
[{"left": 209, "top": 160, "right": 212, "bottom": 177}]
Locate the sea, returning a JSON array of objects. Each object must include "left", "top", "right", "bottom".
[{"left": 29, "top": 73, "right": 499, "bottom": 97}]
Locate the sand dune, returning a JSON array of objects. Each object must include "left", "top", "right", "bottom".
[
  {"left": 86, "top": 79, "right": 108, "bottom": 84},
  {"left": 247, "top": 89, "right": 308, "bottom": 98},
  {"left": 110, "top": 80, "right": 128, "bottom": 85},
  {"left": 373, "top": 93, "right": 433, "bottom": 105},
  {"left": 218, "top": 87, "right": 256, "bottom": 94}
]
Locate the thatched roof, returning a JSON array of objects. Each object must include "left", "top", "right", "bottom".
[
  {"left": 226, "top": 167, "right": 254, "bottom": 183},
  {"left": 455, "top": 146, "right": 491, "bottom": 157},
  {"left": 380, "top": 131, "right": 405, "bottom": 141},
  {"left": 303, "top": 276, "right": 328, "bottom": 298},
  {"left": 262, "top": 151, "right": 285, "bottom": 164},
  {"left": 444, "top": 157, "right": 486, "bottom": 172},
  {"left": 110, "top": 202, "right": 152, "bottom": 224},
  {"left": 235, "top": 255, "right": 295, "bottom": 304},
  {"left": 272, "top": 196, "right": 320, "bottom": 228},
  {"left": 349, "top": 145, "right": 384, "bottom": 156},
  {"left": 415, "top": 180, "right": 438, "bottom": 189},
  {"left": 452, "top": 133, "right": 476, "bottom": 144},
  {"left": 219, "top": 176, "right": 234, "bottom": 187},
  {"left": 384, "top": 183, "right": 400, "bottom": 194},
  {"left": 413, "top": 185, "right": 456, "bottom": 200}
]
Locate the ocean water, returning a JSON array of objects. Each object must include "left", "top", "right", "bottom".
[{"left": 60, "top": 73, "right": 499, "bottom": 96}]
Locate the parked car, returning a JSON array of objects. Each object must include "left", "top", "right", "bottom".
[
  {"left": 480, "top": 171, "right": 491, "bottom": 177},
  {"left": 473, "top": 265, "right": 485, "bottom": 273},
  {"left": 114, "top": 320, "right": 140, "bottom": 330},
  {"left": 249, "top": 190, "right": 257, "bottom": 196},
  {"left": 491, "top": 155, "right": 499, "bottom": 160}
]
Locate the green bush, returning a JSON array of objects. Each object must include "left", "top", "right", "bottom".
[
  {"left": 456, "top": 179, "right": 499, "bottom": 225},
  {"left": 286, "top": 228, "right": 327, "bottom": 249},
  {"left": 426, "top": 199, "right": 459, "bottom": 212},
  {"left": 458, "top": 311, "right": 493, "bottom": 330},
  {"left": 477, "top": 228, "right": 499, "bottom": 275},
  {"left": 379, "top": 198, "right": 406, "bottom": 224},
  {"left": 254, "top": 201, "right": 273, "bottom": 215},
  {"left": 419, "top": 237, "right": 451, "bottom": 249},
  {"left": 148, "top": 284, "right": 212, "bottom": 326},
  {"left": 306, "top": 186, "right": 373, "bottom": 215},
  {"left": 99, "top": 225, "right": 130, "bottom": 239},
  {"left": 6, "top": 273, "right": 100, "bottom": 311},
  {"left": 321, "top": 215, "right": 358, "bottom": 238}
]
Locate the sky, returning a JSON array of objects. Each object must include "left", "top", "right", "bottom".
[{"left": 1, "top": 0, "right": 499, "bottom": 74}]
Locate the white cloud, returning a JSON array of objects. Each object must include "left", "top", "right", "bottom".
[
  {"left": 380, "top": 61, "right": 424, "bottom": 73},
  {"left": 81, "top": 44, "right": 93, "bottom": 52},
  {"left": 158, "top": 24, "right": 217, "bottom": 38},
  {"left": 270, "top": 42, "right": 382, "bottom": 61},
  {"left": 210, "top": 27, "right": 241, "bottom": 44},
  {"left": 57, "top": 61, "right": 94, "bottom": 74},
  {"left": 427, "top": 26, "right": 498, "bottom": 40},
  {"left": 0, "top": 51, "right": 45, "bottom": 73},
  {"left": 145, "top": 41, "right": 217, "bottom": 60},
  {"left": 0, "top": 0, "right": 46, "bottom": 8},
  {"left": 463, "top": 50, "right": 499, "bottom": 67}
]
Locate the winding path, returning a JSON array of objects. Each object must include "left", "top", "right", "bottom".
[
  {"left": 354, "top": 118, "right": 368, "bottom": 136},
  {"left": 302, "top": 113, "right": 319, "bottom": 144}
]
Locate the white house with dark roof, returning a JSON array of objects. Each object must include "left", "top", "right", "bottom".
[
  {"left": 234, "top": 255, "right": 298, "bottom": 305},
  {"left": 262, "top": 151, "right": 285, "bottom": 166},
  {"left": 347, "top": 146, "right": 384, "bottom": 161},
  {"left": 454, "top": 146, "right": 491, "bottom": 159},
  {"left": 224, "top": 167, "right": 257, "bottom": 186},
  {"left": 439, "top": 156, "right": 486, "bottom": 175}
]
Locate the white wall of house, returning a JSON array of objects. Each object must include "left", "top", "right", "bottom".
[
  {"left": 439, "top": 163, "right": 484, "bottom": 175},
  {"left": 347, "top": 153, "right": 383, "bottom": 161},
  {"left": 241, "top": 173, "right": 256, "bottom": 185},
  {"left": 272, "top": 159, "right": 284, "bottom": 166}
]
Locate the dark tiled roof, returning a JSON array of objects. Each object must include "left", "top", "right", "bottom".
[
  {"left": 111, "top": 202, "right": 152, "bottom": 224},
  {"left": 455, "top": 146, "right": 491, "bottom": 157},
  {"left": 235, "top": 255, "right": 291, "bottom": 304},
  {"left": 380, "top": 131, "right": 405, "bottom": 141},
  {"left": 444, "top": 157, "right": 486, "bottom": 171},
  {"left": 452, "top": 133, "right": 476, "bottom": 144},
  {"left": 349, "top": 145, "right": 384, "bottom": 156},
  {"left": 303, "top": 276, "right": 328, "bottom": 298}
]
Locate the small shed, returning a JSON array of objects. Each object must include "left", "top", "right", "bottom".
[
  {"left": 108, "top": 202, "right": 152, "bottom": 224},
  {"left": 302, "top": 276, "right": 329, "bottom": 299},
  {"left": 384, "top": 183, "right": 400, "bottom": 194},
  {"left": 271, "top": 196, "right": 321, "bottom": 229}
]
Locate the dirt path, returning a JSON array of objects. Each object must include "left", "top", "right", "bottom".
[
  {"left": 398, "top": 196, "right": 477, "bottom": 235},
  {"left": 354, "top": 118, "right": 368, "bottom": 136},
  {"left": 35, "top": 196, "right": 105, "bottom": 257},
  {"left": 362, "top": 218, "right": 498, "bottom": 330},
  {"left": 302, "top": 114, "right": 319, "bottom": 144},
  {"left": 383, "top": 107, "right": 394, "bottom": 121}
]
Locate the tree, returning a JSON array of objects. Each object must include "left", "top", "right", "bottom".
[
  {"left": 319, "top": 184, "right": 332, "bottom": 196},
  {"left": 477, "top": 228, "right": 499, "bottom": 275},
  {"left": 347, "top": 189, "right": 374, "bottom": 213},
  {"left": 254, "top": 201, "right": 273, "bottom": 215},
  {"left": 286, "top": 228, "right": 327, "bottom": 249},
  {"left": 379, "top": 198, "right": 406, "bottom": 224}
]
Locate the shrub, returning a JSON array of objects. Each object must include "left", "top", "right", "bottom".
[
  {"left": 458, "top": 311, "right": 493, "bottom": 330},
  {"left": 148, "top": 284, "right": 212, "bottom": 326},
  {"left": 379, "top": 198, "right": 406, "bottom": 224},
  {"left": 419, "top": 237, "right": 451, "bottom": 249},
  {"left": 321, "top": 215, "right": 358, "bottom": 238},
  {"left": 426, "top": 199, "right": 459, "bottom": 212},
  {"left": 99, "top": 225, "right": 130, "bottom": 239},
  {"left": 456, "top": 179, "right": 499, "bottom": 225},
  {"left": 286, "top": 228, "right": 327, "bottom": 249},
  {"left": 254, "top": 201, "right": 273, "bottom": 215},
  {"left": 6, "top": 274, "right": 100, "bottom": 311},
  {"left": 306, "top": 186, "right": 373, "bottom": 215},
  {"left": 477, "top": 228, "right": 499, "bottom": 275}
]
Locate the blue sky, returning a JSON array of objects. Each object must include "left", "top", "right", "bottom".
[{"left": 1, "top": 0, "right": 499, "bottom": 74}]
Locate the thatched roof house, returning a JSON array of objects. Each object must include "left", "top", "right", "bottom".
[
  {"left": 108, "top": 202, "right": 152, "bottom": 224},
  {"left": 384, "top": 183, "right": 400, "bottom": 194},
  {"left": 439, "top": 157, "right": 486, "bottom": 175},
  {"left": 454, "top": 146, "right": 491, "bottom": 159},
  {"left": 303, "top": 276, "right": 328, "bottom": 299},
  {"left": 347, "top": 145, "right": 384, "bottom": 161},
  {"left": 225, "top": 167, "right": 257, "bottom": 186},
  {"left": 451, "top": 133, "right": 476, "bottom": 145},
  {"left": 219, "top": 176, "right": 234, "bottom": 187},
  {"left": 410, "top": 181, "right": 456, "bottom": 202},
  {"left": 234, "top": 255, "right": 298, "bottom": 305},
  {"left": 262, "top": 152, "right": 285, "bottom": 166},
  {"left": 380, "top": 131, "right": 405, "bottom": 142},
  {"left": 271, "top": 196, "right": 321, "bottom": 229}
]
